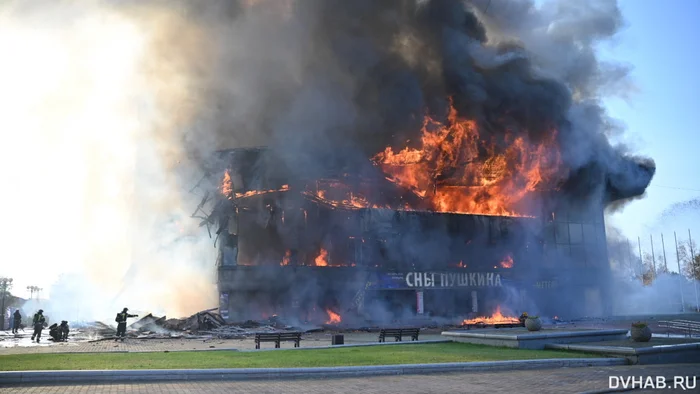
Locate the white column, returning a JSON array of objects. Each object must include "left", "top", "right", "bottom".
[{"left": 416, "top": 291, "right": 424, "bottom": 314}]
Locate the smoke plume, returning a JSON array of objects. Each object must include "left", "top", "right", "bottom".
[{"left": 0, "top": 0, "right": 218, "bottom": 322}]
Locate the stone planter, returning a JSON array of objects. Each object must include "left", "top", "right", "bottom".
[
  {"left": 525, "top": 317, "right": 542, "bottom": 332},
  {"left": 630, "top": 324, "right": 652, "bottom": 342}
]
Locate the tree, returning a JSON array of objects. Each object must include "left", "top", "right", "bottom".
[
  {"left": 640, "top": 253, "right": 656, "bottom": 285},
  {"left": 676, "top": 240, "right": 700, "bottom": 281},
  {"left": 0, "top": 277, "right": 13, "bottom": 330},
  {"left": 683, "top": 254, "right": 700, "bottom": 281}
]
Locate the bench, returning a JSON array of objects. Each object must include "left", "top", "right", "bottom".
[
  {"left": 254, "top": 332, "right": 302, "bottom": 349},
  {"left": 378, "top": 328, "right": 420, "bottom": 342},
  {"left": 494, "top": 322, "right": 525, "bottom": 329}
]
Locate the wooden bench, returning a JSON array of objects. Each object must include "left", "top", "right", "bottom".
[
  {"left": 378, "top": 328, "right": 420, "bottom": 342},
  {"left": 254, "top": 332, "right": 302, "bottom": 349}
]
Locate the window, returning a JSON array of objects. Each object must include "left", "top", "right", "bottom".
[
  {"left": 557, "top": 244, "right": 570, "bottom": 257},
  {"left": 553, "top": 207, "right": 568, "bottom": 222},
  {"left": 570, "top": 245, "right": 586, "bottom": 265},
  {"left": 543, "top": 224, "right": 555, "bottom": 243},
  {"left": 555, "top": 223, "right": 569, "bottom": 244},
  {"left": 569, "top": 223, "right": 583, "bottom": 244},
  {"left": 582, "top": 224, "right": 597, "bottom": 245}
]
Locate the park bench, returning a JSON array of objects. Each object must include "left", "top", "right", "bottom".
[
  {"left": 378, "top": 327, "right": 420, "bottom": 342},
  {"left": 254, "top": 332, "right": 303, "bottom": 349},
  {"left": 494, "top": 322, "right": 525, "bottom": 329}
]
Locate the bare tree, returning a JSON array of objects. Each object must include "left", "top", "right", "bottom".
[
  {"left": 640, "top": 252, "right": 655, "bottom": 285},
  {"left": 676, "top": 240, "right": 700, "bottom": 281}
]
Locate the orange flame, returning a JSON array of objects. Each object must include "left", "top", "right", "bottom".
[
  {"left": 280, "top": 250, "right": 291, "bottom": 266},
  {"left": 221, "top": 170, "right": 233, "bottom": 200},
  {"left": 315, "top": 248, "right": 329, "bottom": 267},
  {"left": 373, "top": 100, "right": 563, "bottom": 217},
  {"left": 499, "top": 255, "right": 514, "bottom": 269},
  {"left": 306, "top": 180, "right": 385, "bottom": 210},
  {"left": 235, "top": 184, "right": 289, "bottom": 199},
  {"left": 462, "top": 306, "right": 520, "bottom": 325},
  {"left": 325, "top": 309, "right": 341, "bottom": 324}
]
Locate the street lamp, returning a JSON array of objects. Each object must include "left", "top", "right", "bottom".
[
  {"left": 26, "top": 286, "right": 42, "bottom": 301},
  {"left": 0, "top": 277, "right": 13, "bottom": 330}
]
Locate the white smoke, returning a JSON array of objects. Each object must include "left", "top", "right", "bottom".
[{"left": 0, "top": 1, "right": 217, "bottom": 322}]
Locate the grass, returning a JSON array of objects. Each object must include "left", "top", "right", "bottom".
[{"left": 0, "top": 343, "right": 600, "bottom": 371}]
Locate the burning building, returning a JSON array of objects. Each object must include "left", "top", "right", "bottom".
[
  {"left": 200, "top": 119, "right": 652, "bottom": 323},
  {"left": 187, "top": 0, "right": 655, "bottom": 325}
]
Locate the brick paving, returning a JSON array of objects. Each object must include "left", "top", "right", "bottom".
[
  {"left": 0, "top": 332, "right": 446, "bottom": 355},
  {"left": 1, "top": 364, "right": 698, "bottom": 393}
]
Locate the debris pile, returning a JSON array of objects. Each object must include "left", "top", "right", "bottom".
[
  {"left": 106, "top": 309, "right": 306, "bottom": 340},
  {"left": 160, "top": 309, "right": 226, "bottom": 332}
]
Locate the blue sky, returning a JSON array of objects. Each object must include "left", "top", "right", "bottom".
[{"left": 602, "top": 0, "right": 700, "bottom": 262}]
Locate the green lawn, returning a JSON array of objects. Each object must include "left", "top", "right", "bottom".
[{"left": 0, "top": 343, "right": 599, "bottom": 371}]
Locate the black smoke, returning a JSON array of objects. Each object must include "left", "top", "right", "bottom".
[
  {"left": 180, "top": 0, "right": 657, "bottom": 322},
  {"left": 181, "top": 0, "right": 653, "bottom": 207}
]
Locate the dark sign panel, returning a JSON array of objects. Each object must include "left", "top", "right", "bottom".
[{"left": 369, "top": 271, "right": 503, "bottom": 290}]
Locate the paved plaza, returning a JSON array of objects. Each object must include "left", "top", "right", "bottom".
[
  {"left": 0, "top": 332, "right": 447, "bottom": 355},
  {"left": 0, "top": 364, "right": 698, "bottom": 393}
]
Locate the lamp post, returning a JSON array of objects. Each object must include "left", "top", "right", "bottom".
[
  {"left": 0, "top": 277, "right": 13, "bottom": 330},
  {"left": 26, "top": 286, "right": 42, "bottom": 301}
]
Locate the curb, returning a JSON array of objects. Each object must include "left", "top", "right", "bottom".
[
  {"left": 0, "top": 358, "right": 627, "bottom": 384},
  {"left": 0, "top": 339, "right": 452, "bottom": 356}
]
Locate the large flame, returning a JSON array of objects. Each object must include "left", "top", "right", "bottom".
[
  {"left": 462, "top": 306, "right": 520, "bottom": 325},
  {"left": 325, "top": 309, "right": 341, "bottom": 324},
  {"left": 374, "top": 101, "right": 563, "bottom": 217},
  {"left": 219, "top": 101, "right": 562, "bottom": 217}
]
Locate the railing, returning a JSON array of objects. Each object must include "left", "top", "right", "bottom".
[{"left": 658, "top": 320, "right": 700, "bottom": 337}]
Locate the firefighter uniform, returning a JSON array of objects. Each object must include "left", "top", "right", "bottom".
[
  {"left": 115, "top": 308, "right": 137, "bottom": 341},
  {"left": 11, "top": 310, "right": 21, "bottom": 334},
  {"left": 59, "top": 321, "right": 70, "bottom": 341},
  {"left": 48, "top": 323, "right": 60, "bottom": 341},
  {"left": 30, "top": 310, "right": 46, "bottom": 342}
]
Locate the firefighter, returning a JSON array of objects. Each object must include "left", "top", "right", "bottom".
[
  {"left": 114, "top": 308, "right": 138, "bottom": 341},
  {"left": 30, "top": 309, "right": 46, "bottom": 343},
  {"left": 59, "top": 321, "right": 69, "bottom": 341},
  {"left": 11, "top": 310, "right": 21, "bottom": 334},
  {"left": 48, "top": 323, "right": 60, "bottom": 341},
  {"left": 519, "top": 312, "right": 528, "bottom": 327}
]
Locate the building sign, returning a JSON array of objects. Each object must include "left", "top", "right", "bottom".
[
  {"left": 368, "top": 272, "right": 503, "bottom": 290},
  {"left": 405, "top": 272, "right": 502, "bottom": 288},
  {"left": 534, "top": 280, "right": 558, "bottom": 289}
]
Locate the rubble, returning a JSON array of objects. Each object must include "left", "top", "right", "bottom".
[{"left": 3, "top": 309, "right": 331, "bottom": 345}]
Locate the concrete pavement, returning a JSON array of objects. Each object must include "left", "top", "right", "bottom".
[
  {"left": 0, "top": 358, "right": 626, "bottom": 384},
  {"left": 1, "top": 364, "right": 698, "bottom": 393},
  {"left": 0, "top": 332, "right": 447, "bottom": 355}
]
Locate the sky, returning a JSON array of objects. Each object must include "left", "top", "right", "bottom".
[{"left": 603, "top": 0, "right": 700, "bottom": 267}]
